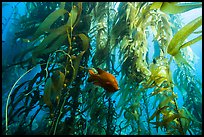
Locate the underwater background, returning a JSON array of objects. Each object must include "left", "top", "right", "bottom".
[{"left": 2, "top": 2, "right": 202, "bottom": 135}]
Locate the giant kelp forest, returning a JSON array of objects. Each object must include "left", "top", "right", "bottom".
[{"left": 2, "top": 2, "right": 202, "bottom": 135}]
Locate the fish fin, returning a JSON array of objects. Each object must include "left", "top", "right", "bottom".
[
  {"left": 96, "top": 68, "right": 106, "bottom": 74},
  {"left": 88, "top": 69, "right": 95, "bottom": 75}
]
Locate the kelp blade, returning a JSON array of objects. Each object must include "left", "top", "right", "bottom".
[
  {"left": 67, "top": 5, "right": 79, "bottom": 28},
  {"left": 78, "top": 33, "right": 90, "bottom": 51},
  {"left": 23, "top": 9, "right": 68, "bottom": 42},
  {"left": 167, "top": 16, "right": 202, "bottom": 56},
  {"left": 160, "top": 2, "right": 202, "bottom": 14},
  {"left": 43, "top": 78, "right": 53, "bottom": 110}
]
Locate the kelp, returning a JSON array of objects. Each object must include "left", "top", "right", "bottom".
[
  {"left": 43, "top": 70, "right": 65, "bottom": 113},
  {"left": 4, "top": 2, "right": 94, "bottom": 135},
  {"left": 23, "top": 8, "right": 68, "bottom": 42},
  {"left": 112, "top": 2, "right": 151, "bottom": 83},
  {"left": 78, "top": 33, "right": 90, "bottom": 51},
  {"left": 167, "top": 16, "right": 202, "bottom": 56},
  {"left": 173, "top": 62, "right": 202, "bottom": 134},
  {"left": 150, "top": 2, "right": 202, "bottom": 14},
  {"left": 113, "top": 2, "right": 201, "bottom": 135},
  {"left": 3, "top": 2, "right": 202, "bottom": 135},
  {"left": 167, "top": 16, "right": 201, "bottom": 69},
  {"left": 17, "top": 3, "right": 82, "bottom": 67}
]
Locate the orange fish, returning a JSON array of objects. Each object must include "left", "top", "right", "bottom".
[{"left": 87, "top": 68, "right": 119, "bottom": 92}]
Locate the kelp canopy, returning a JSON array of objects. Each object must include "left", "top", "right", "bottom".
[{"left": 2, "top": 2, "right": 202, "bottom": 135}]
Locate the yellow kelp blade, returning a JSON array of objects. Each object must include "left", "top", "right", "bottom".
[
  {"left": 178, "top": 108, "right": 191, "bottom": 133},
  {"left": 150, "top": 87, "right": 170, "bottom": 97},
  {"left": 158, "top": 93, "right": 177, "bottom": 108},
  {"left": 149, "top": 106, "right": 169, "bottom": 121},
  {"left": 180, "top": 35, "right": 202, "bottom": 49},
  {"left": 150, "top": 2, "right": 202, "bottom": 14},
  {"left": 148, "top": 63, "right": 169, "bottom": 87},
  {"left": 162, "top": 112, "right": 180, "bottom": 125},
  {"left": 160, "top": 2, "right": 202, "bottom": 14},
  {"left": 150, "top": 112, "right": 185, "bottom": 129},
  {"left": 23, "top": 9, "right": 68, "bottom": 42},
  {"left": 167, "top": 16, "right": 202, "bottom": 56},
  {"left": 150, "top": 2, "right": 163, "bottom": 10}
]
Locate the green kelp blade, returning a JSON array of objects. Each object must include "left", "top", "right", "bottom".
[
  {"left": 60, "top": 2, "right": 66, "bottom": 20},
  {"left": 162, "top": 113, "right": 185, "bottom": 125},
  {"left": 39, "top": 34, "right": 67, "bottom": 55},
  {"left": 149, "top": 106, "right": 169, "bottom": 121},
  {"left": 23, "top": 8, "right": 68, "bottom": 42},
  {"left": 51, "top": 71, "right": 65, "bottom": 104},
  {"left": 71, "top": 51, "right": 86, "bottom": 82},
  {"left": 150, "top": 114, "right": 184, "bottom": 130},
  {"left": 78, "top": 33, "right": 90, "bottom": 51},
  {"left": 52, "top": 71, "right": 65, "bottom": 92},
  {"left": 32, "top": 31, "right": 61, "bottom": 53},
  {"left": 181, "top": 107, "right": 202, "bottom": 125},
  {"left": 167, "top": 16, "right": 202, "bottom": 56},
  {"left": 180, "top": 35, "right": 202, "bottom": 49},
  {"left": 116, "top": 84, "right": 130, "bottom": 109},
  {"left": 43, "top": 78, "right": 53, "bottom": 111},
  {"left": 60, "top": 2, "right": 66, "bottom": 9},
  {"left": 158, "top": 93, "right": 177, "bottom": 108},
  {"left": 173, "top": 52, "right": 194, "bottom": 70},
  {"left": 177, "top": 2, "right": 202, "bottom": 6},
  {"left": 150, "top": 2, "right": 163, "bottom": 10},
  {"left": 73, "top": 2, "right": 82, "bottom": 28},
  {"left": 31, "top": 24, "right": 69, "bottom": 64},
  {"left": 160, "top": 2, "right": 202, "bottom": 14},
  {"left": 67, "top": 5, "right": 79, "bottom": 28}
]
